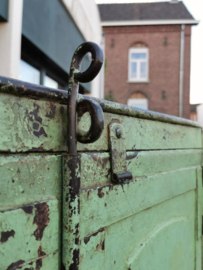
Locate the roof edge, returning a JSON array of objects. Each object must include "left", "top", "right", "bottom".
[{"left": 101, "top": 20, "right": 199, "bottom": 27}]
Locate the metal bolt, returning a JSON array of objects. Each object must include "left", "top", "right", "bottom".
[{"left": 116, "top": 128, "right": 122, "bottom": 138}]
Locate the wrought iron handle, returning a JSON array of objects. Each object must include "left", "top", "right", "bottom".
[
  {"left": 67, "top": 42, "right": 104, "bottom": 154},
  {"left": 77, "top": 99, "right": 104, "bottom": 144}
]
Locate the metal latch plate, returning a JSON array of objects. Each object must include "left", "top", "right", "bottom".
[{"left": 109, "top": 123, "right": 132, "bottom": 184}]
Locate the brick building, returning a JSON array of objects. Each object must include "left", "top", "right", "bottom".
[{"left": 98, "top": 1, "right": 198, "bottom": 118}]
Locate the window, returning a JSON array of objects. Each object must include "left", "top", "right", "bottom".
[
  {"left": 44, "top": 75, "right": 58, "bottom": 89},
  {"left": 128, "top": 98, "right": 148, "bottom": 110},
  {"left": 19, "top": 60, "right": 40, "bottom": 85},
  {"left": 127, "top": 92, "right": 148, "bottom": 110},
  {"left": 128, "top": 48, "right": 149, "bottom": 82},
  {"left": 19, "top": 60, "right": 58, "bottom": 89}
]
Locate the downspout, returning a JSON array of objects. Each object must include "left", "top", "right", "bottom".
[
  {"left": 179, "top": 24, "right": 185, "bottom": 117},
  {"left": 99, "top": 33, "right": 105, "bottom": 99}
]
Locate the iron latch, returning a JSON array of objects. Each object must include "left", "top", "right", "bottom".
[{"left": 109, "top": 123, "right": 133, "bottom": 184}]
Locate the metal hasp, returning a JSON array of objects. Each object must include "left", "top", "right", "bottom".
[
  {"left": 109, "top": 123, "right": 132, "bottom": 184},
  {"left": 67, "top": 42, "right": 104, "bottom": 154}
]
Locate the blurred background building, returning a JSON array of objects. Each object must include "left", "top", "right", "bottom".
[
  {"left": 0, "top": 0, "right": 202, "bottom": 123},
  {"left": 99, "top": 1, "right": 198, "bottom": 119},
  {"left": 0, "top": 0, "right": 104, "bottom": 98}
]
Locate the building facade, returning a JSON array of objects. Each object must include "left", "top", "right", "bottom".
[
  {"left": 0, "top": 0, "right": 103, "bottom": 98},
  {"left": 99, "top": 1, "right": 198, "bottom": 118}
]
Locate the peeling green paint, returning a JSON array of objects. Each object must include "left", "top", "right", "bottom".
[{"left": 0, "top": 78, "right": 202, "bottom": 270}]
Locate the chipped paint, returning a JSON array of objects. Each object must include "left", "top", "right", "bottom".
[
  {"left": 33, "top": 203, "right": 50, "bottom": 241},
  {"left": 1, "top": 230, "right": 15, "bottom": 243},
  {"left": 62, "top": 154, "right": 81, "bottom": 270},
  {"left": 7, "top": 260, "right": 25, "bottom": 270}
]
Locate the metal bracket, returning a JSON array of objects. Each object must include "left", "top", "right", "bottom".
[{"left": 109, "top": 123, "right": 133, "bottom": 184}]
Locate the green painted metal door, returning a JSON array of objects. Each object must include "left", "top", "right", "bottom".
[{"left": 62, "top": 120, "right": 203, "bottom": 269}]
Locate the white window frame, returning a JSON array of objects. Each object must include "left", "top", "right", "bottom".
[
  {"left": 127, "top": 98, "right": 148, "bottom": 110},
  {"left": 128, "top": 47, "right": 149, "bottom": 82}
]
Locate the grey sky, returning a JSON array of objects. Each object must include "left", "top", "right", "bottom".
[{"left": 95, "top": 0, "right": 203, "bottom": 104}]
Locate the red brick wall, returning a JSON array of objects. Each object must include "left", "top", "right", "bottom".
[{"left": 103, "top": 24, "right": 191, "bottom": 118}]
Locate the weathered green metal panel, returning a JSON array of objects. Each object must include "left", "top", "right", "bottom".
[
  {"left": 0, "top": 76, "right": 202, "bottom": 269},
  {"left": 0, "top": 155, "right": 62, "bottom": 210},
  {"left": 79, "top": 168, "right": 197, "bottom": 237},
  {"left": 22, "top": 0, "right": 90, "bottom": 92},
  {"left": 80, "top": 149, "right": 202, "bottom": 189},
  {"left": 196, "top": 167, "right": 202, "bottom": 269},
  {"left": 0, "top": 155, "right": 61, "bottom": 269},
  {"left": 0, "top": 0, "right": 8, "bottom": 22},
  {"left": 0, "top": 93, "right": 201, "bottom": 153},
  {"left": 0, "top": 200, "right": 60, "bottom": 269},
  {"left": 62, "top": 156, "right": 200, "bottom": 269},
  {"left": 103, "top": 191, "right": 196, "bottom": 270},
  {"left": 77, "top": 112, "right": 202, "bottom": 151}
]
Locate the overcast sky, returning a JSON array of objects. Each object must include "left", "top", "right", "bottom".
[{"left": 95, "top": 0, "right": 203, "bottom": 104}]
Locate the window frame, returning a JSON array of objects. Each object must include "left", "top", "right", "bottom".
[
  {"left": 128, "top": 47, "right": 149, "bottom": 82},
  {"left": 127, "top": 98, "right": 148, "bottom": 110}
]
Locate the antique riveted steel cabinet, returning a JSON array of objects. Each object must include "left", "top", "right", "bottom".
[{"left": 0, "top": 42, "right": 203, "bottom": 270}]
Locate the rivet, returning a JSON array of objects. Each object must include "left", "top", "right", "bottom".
[{"left": 116, "top": 128, "right": 122, "bottom": 138}]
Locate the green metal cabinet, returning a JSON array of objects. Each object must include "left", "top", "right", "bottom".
[{"left": 0, "top": 43, "right": 203, "bottom": 270}]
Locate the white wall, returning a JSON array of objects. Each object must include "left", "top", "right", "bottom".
[
  {"left": 197, "top": 104, "right": 203, "bottom": 126},
  {"left": 0, "top": 0, "right": 23, "bottom": 79},
  {"left": 62, "top": 0, "right": 102, "bottom": 44},
  {"left": 62, "top": 0, "right": 104, "bottom": 99}
]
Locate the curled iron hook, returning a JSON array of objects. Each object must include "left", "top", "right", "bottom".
[{"left": 67, "top": 42, "right": 104, "bottom": 154}]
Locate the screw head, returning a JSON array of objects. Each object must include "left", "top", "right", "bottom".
[{"left": 116, "top": 128, "right": 122, "bottom": 138}]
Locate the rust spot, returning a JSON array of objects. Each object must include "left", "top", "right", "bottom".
[
  {"left": 33, "top": 127, "right": 47, "bottom": 138},
  {"left": 22, "top": 205, "right": 33, "bottom": 214},
  {"left": 109, "top": 185, "right": 113, "bottom": 191},
  {"left": 7, "top": 260, "right": 25, "bottom": 270},
  {"left": 1, "top": 230, "right": 15, "bottom": 243},
  {"left": 36, "top": 246, "right": 46, "bottom": 270},
  {"left": 60, "top": 106, "right": 65, "bottom": 114},
  {"left": 87, "top": 153, "right": 110, "bottom": 170},
  {"left": 33, "top": 122, "right": 39, "bottom": 130},
  {"left": 87, "top": 190, "right": 91, "bottom": 199},
  {"left": 45, "top": 103, "right": 56, "bottom": 119},
  {"left": 69, "top": 249, "right": 79, "bottom": 270},
  {"left": 126, "top": 151, "right": 139, "bottom": 160},
  {"left": 96, "top": 239, "right": 105, "bottom": 251},
  {"left": 84, "top": 228, "right": 105, "bottom": 244},
  {"left": 97, "top": 188, "right": 105, "bottom": 198},
  {"left": 27, "top": 105, "right": 48, "bottom": 138},
  {"left": 33, "top": 203, "right": 50, "bottom": 241}
]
